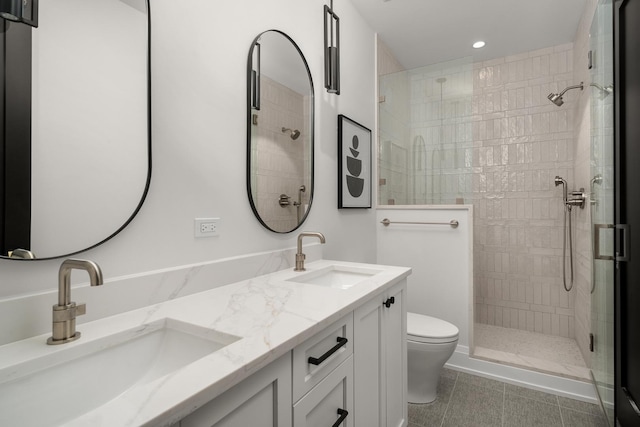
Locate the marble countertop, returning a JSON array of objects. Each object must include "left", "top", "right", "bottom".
[{"left": 0, "top": 259, "right": 410, "bottom": 426}]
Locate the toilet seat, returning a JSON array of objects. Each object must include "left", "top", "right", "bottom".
[{"left": 407, "top": 312, "right": 459, "bottom": 344}]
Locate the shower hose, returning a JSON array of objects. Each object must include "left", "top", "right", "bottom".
[{"left": 561, "top": 204, "right": 574, "bottom": 292}]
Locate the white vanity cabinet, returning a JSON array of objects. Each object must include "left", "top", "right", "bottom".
[
  {"left": 353, "top": 280, "right": 407, "bottom": 427},
  {"left": 179, "top": 353, "right": 292, "bottom": 427},
  {"left": 178, "top": 279, "right": 407, "bottom": 427}
]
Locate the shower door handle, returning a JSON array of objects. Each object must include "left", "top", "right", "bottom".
[
  {"left": 594, "top": 224, "right": 615, "bottom": 260},
  {"left": 616, "top": 224, "right": 630, "bottom": 262}
]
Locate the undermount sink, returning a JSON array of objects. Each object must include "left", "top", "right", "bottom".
[
  {"left": 287, "top": 265, "right": 382, "bottom": 290},
  {"left": 0, "top": 318, "right": 240, "bottom": 426}
]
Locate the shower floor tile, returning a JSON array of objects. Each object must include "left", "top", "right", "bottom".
[{"left": 473, "top": 324, "right": 590, "bottom": 381}]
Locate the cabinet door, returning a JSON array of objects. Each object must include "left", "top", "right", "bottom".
[
  {"left": 180, "top": 353, "right": 292, "bottom": 427},
  {"left": 353, "top": 280, "right": 407, "bottom": 427},
  {"left": 353, "top": 294, "right": 384, "bottom": 427},
  {"left": 293, "top": 356, "right": 353, "bottom": 427},
  {"left": 384, "top": 284, "right": 407, "bottom": 427}
]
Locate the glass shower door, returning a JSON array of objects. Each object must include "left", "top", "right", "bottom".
[{"left": 590, "top": 0, "right": 615, "bottom": 424}]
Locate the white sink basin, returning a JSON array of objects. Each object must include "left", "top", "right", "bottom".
[
  {"left": 287, "top": 265, "right": 382, "bottom": 289},
  {"left": 0, "top": 318, "right": 240, "bottom": 426}
]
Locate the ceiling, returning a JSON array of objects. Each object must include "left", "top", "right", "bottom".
[{"left": 349, "top": 0, "right": 588, "bottom": 70}]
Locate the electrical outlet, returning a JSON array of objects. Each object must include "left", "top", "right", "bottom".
[{"left": 194, "top": 218, "right": 220, "bottom": 237}]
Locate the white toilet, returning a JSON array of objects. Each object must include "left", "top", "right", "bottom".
[{"left": 407, "top": 312, "right": 459, "bottom": 404}]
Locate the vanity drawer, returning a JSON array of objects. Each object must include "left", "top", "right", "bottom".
[
  {"left": 293, "top": 356, "right": 353, "bottom": 427},
  {"left": 293, "top": 313, "right": 353, "bottom": 401}
]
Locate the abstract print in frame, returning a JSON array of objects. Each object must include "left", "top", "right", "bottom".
[{"left": 338, "top": 114, "right": 371, "bottom": 208}]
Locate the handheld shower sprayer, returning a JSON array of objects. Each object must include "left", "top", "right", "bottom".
[
  {"left": 547, "top": 82, "right": 584, "bottom": 106},
  {"left": 555, "top": 175, "right": 574, "bottom": 292}
]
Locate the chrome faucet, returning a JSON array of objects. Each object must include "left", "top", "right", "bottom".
[
  {"left": 8, "top": 248, "right": 36, "bottom": 259},
  {"left": 47, "top": 259, "right": 104, "bottom": 345},
  {"left": 295, "top": 232, "right": 326, "bottom": 271}
]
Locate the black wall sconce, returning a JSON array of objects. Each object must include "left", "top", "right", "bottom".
[
  {"left": 0, "top": 0, "right": 38, "bottom": 27},
  {"left": 324, "top": 0, "right": 340, "bottom": 94},
  {"left": 250, "top": 41, "right": 261, "bottom": 110}
]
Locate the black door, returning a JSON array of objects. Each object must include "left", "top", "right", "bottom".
[{"left": 615, "top": 0, "right": 640, "bottom": 424}]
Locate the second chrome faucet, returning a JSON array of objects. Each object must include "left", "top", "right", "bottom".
[
  {"left": 295, "top": 232, "right": 325, "bottom": 271},
  {"left": 47, "top": 259, "right": 104, "bottom": 345}
]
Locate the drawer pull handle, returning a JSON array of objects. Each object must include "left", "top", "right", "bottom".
[
  {"left": 332, "top": 408, "right": 349, "bottom": 427},
  {"left": 308, "top": 337, "right": 348, "bottom": 365},
  {"left": 383, "top": 296, "right": 395, "bottom": 308}
]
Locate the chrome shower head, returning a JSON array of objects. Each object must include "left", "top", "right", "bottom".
[
  {"left": 547, "top": 82, "right": 584, "bottom": 107},
  {"left": 282, "top": 127, "right": 301, "bottom": 140},
  {"left": 548, "top": 93, "right": 564, "bottom": 106}
]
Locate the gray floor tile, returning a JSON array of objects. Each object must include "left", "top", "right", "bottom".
[
  {"left": 408, "top": 368, "right": 609, "bottom": 427},
  {"left": 503, "top": 394, "right": 562, "bottom": 427},
  {"left": 442, "top": 381, "right": 504, "bottom": 427},
  {"left": 408, "top": 375, "right": 456, "bottom": 427},
  {"left": 558, "top": 396, "right": 604, "bottom": 416},
  {"left": 505, "top": 383, "right": 558, "bottom": 405},
  {"left": 561, "top": 407, "right": 608, "bottom": 427},
  {"left": 441, "top": 367, "right": 459, "bottom": 381},
  {"left": 408, "top": 404, "right": 439, "bottom": 427},
  {"left": 456, "top": 371, "right": 506, "bottom": 392}
]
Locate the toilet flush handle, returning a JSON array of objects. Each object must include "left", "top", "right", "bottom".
[{"left": 383, "top": 297, "right": 395, "bottom": 308}]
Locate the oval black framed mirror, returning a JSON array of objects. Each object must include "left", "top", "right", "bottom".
[
  {"left": 246, "top": 30, "right": 314, "bottom": 233},
  {"left": 2, "top": 0, "right": 151, "bottom": 260}
]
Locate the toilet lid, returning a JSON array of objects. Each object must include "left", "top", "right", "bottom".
[{"left": 407, "top": 312, "right": 459, "bottom": 344}]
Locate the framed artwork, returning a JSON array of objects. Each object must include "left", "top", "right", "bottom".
[{"left": 338, "top": 114, "right": 371, "bottom": 208}]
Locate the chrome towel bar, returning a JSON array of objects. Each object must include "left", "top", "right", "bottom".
[{"left": 380, "top": 218, "right": 459, "bottom": 229}]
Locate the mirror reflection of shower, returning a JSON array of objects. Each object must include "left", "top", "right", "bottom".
[
  {"left": 590, "top": 82, "right": 613, "bottom": 99},
  {"left": 277, "top": 184, "right": 306, "bottom": 223},
  {"left": 282, "top": 127, "right": 301, "bottom": 140},
  {"left": 293, "top": 185, "right": 306, "bottom": 223},
  {"left": 555, "top": 176, "right": 587, "bottom": 292}
]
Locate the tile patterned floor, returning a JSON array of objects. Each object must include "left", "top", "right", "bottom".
[
  {"left": 474, "top": 324, "right": 590, "bottom": 381},
  {"left": 408, "top": 368, "right": 608, "bottom": 427}
]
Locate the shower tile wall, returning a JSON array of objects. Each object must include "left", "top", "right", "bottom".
[
  {"left": 473, "top": 43, "right": 578, "bottom": 339},
  {"left": 251, "top": 76, "right": 308, "bottom": 232}
]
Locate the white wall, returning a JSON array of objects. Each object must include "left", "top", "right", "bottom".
[
  {"left": 31, "top": 0, "right": 148, "bottom": 256},
  {"left": 0, "top": 0, "right": 377, "bottom": 300},
  {"left": 376, "top": 206, "right": 472, "bottom": 347}
]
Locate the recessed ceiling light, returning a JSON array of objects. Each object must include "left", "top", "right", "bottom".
[{"left": 473, "top": 41, "right": 486, "bottom": 49}]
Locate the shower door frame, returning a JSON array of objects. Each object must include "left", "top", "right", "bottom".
[{"left": 614, "top": 0, "right": 640, "bottom": 424}]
